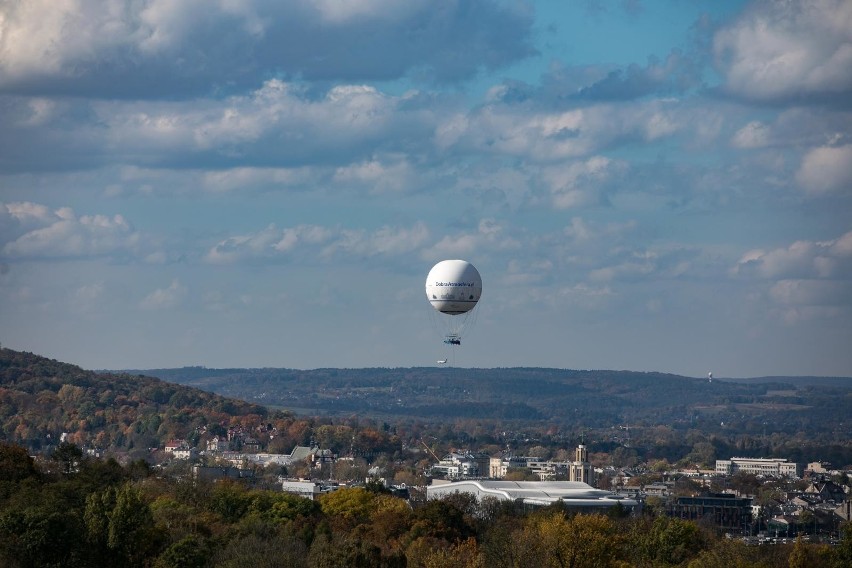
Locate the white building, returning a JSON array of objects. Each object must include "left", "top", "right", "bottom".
[
  {"left": 427, "top": 480, "right": 636, "bottom": 510},
  {"left": 165, "top": 440, "right": 197, "bottom": 460},
  {"left": 430, "top": 452, "right": 481, "bottom": 479},
  {"left": 715, "top": 457, "right": 801, "bottom": 478},
  {"left": 488, "top": 445, "right": 596, "bottom": 485},
  {"left": 206, "top": 436, "right": 229, "bottom": 452},
  {"left": 280, "top": 479, "right": 340, "bottom": 500}
]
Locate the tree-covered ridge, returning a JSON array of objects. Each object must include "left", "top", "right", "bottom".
[
  {"left": 136, "top": 365, "right": 852, "bottom": 437},
  {"left": 0, "top": 348, "right": 268, "bottom": 454}
]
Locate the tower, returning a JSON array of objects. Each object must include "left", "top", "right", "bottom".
[{"left": 570, "top": 444, "right": 595, "bottom": 485}]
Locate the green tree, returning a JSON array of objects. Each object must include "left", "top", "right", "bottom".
[
  {"left": 154, "top": 535, "right": 210, "bottom": 568},
  {"left": 832, "top": 522, "right": 852, "bottom": 568},
  {"left": 0, "top": 506, "right": 86, "bottom": 568},
  {"left": 631, "top": 515, "right": 704, "bottom": 566},
  {"left": 85, "top": 482, "right": 161, "bottom": 567},
  {"left": 317, "top": 487, "right": 376, "bottom": 530},
  {"left": 516, "top": 512, "right": 624, "bottom": 568},
  {"left": 0, "top": 443, "right": 39, "bottom": 483},
  {"left": 215, "top": 532, "right": 308, "bottom": 568},
  {"left": 108, "top": 483, "right": 160, "bottom": 566},
  {"left": 51, "top": 441, "right": 83, "bottom": 474}
]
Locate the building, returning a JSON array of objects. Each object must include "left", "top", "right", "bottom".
[
  {"left": 242, "top": 437, "right": 261, "bottom": 453},
  {"left": 489, "top": 455, "right": 529, "bottom": 478},
  {"left": 427, "top": 480, "right": 636, "bottom": 511},
  {"left": 280, "top": 479, "right": 341, "bottom": 500},
  {"left": 667, "top": 493, "right": 753, "bottom": 530},
  {"left": 431, "top": 451, "right": 481, "bottom": 479},
  {"left": 715, "top": 457, "right": 801, "bottom": 478},
  {"left": 488, "top": 445, "right": 596, "bottom": 485},
  {"left": 206, "top": 436, "right": 229, "bottom": 452},
  {"left": 193, "top": 465, "right": 254, "bottom": 482},
  {"left": 164, "top": 440, "right": 197, "bottom": 460},
  {"left": 569, "top": 444, "right": 595, "bottom": 485}
]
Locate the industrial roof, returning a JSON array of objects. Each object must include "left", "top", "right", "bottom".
[{"left": 427, "top": 480, "right": 637, "bottom": 507}]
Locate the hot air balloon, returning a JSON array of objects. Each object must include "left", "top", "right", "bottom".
[{"left": 425, "top": 259, "right": 482, "bottom": 346}]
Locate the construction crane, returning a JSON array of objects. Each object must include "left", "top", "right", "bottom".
[{"left": 419, "top": 438, "right": 442, "bottom": 462}]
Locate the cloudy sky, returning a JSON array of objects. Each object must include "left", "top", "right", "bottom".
[{"left": 1, "top": 0, "right": 851, "bottom": 377}]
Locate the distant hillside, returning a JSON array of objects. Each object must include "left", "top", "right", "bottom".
[
  {"left": 130, "top": 366, "right": 852, "bottom": 440},
  {"left": 0, "top": 348, "right": 268, "bottom": 456}
]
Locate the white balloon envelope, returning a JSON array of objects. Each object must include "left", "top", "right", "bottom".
[
  {"left": 425, "top": 260, "right": 482, "bottom": 345},
  {"left": 425, "top": 260, "right": 482, "bottom": 314}
]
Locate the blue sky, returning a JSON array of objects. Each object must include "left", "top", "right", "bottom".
[{"left": 1, "top": 0, "right": 851, "bottom": 377}]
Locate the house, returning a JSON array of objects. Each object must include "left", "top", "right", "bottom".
[
  {"left": 206, "top": 436, "right": 229, "bottom": 452},
  {"left": 242, "top": 437, "right": 261, "bottom": 453},
  {"left": 165, "top": 440, "right": 197, "bottom": 460},
  {"left": 804, "top": 479, "right": 846, "bottom": 503}
]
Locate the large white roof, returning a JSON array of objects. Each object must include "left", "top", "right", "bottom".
[{"left": 427, "top": 480, "right": 636, "bottom": 508}]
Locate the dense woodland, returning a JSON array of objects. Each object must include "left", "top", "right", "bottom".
[
  {"left": 136, "top": 366, "right": 852, "bottom": 436},
  {"left": 138, "top": 364, "right": 852, "bottom": 467},
  {"left": 1, "top": 441, "right": 851, "bottom": 568}
]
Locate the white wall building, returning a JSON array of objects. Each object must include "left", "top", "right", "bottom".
[
  {"left": 715, "top": 457, "right": 801, "bottom": 478},
  {"left": 488, "top": 445, "right": 595, "bottom": 485},
  {"left": 280, "top": 480, "right": 340, "bottom": 500}
]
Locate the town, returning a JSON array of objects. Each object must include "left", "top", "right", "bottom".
[{"left": 155, "top": 424, "right": 852, "bottom": 545}]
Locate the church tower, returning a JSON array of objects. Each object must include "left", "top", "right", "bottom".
[{"left": 569, "top": 444, "right": 595, "bottom": 485}]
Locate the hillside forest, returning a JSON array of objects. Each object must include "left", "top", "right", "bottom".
[{"left": 3, "top": 348, "right": 852, "bottom": 471}]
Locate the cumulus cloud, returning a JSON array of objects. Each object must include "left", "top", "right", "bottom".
[
  {"left": 0, "top": 0, "right": 536, "bottom": 97},
  {"left": 713, "top": 0, "right": 852, "bottom": 104},
  {"left": 428, "top": 219, "right": 521, "bottom": 259},
  {"left": 734, "top": 231, "right": 852, "bottom": 280},
  {"left": 541, "top": 156, "right": 627, "bottom": 209},
  {"left": 1, "top": 201, "right": 140, "bottom": 259},
  {"left": 734, "top": 230, "right": 852, "bottom": 319},
  {"left": 796, "top": 144, "right": 852, "bottom": 195},
  {"left": 204, "top": 222, "right": 430, "bottom": 264},
  {"left": 1, "top": 80, "right": 443, "bottom": 174},
  {"left": 443, "top": 99, "right": 685, "bottom": 163},
  {"left": 731, "top": 121, "right": 771, "bottom": 149},
  {"left": 139, "top": 279, "right": 187, "bottom": 310},
  {"left": 574, "top": 50, "right": 703, "bottom": 101},
  {"left": 332, "top": 154, "right": 416, "bottom": 194}
]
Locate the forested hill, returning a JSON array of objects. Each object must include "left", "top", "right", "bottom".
[
  {"left": 131, "top": 366, "right": 852, "bottom": 437},
  {"left": 0, "top": 348, "right": 268, "bottom": 455}
]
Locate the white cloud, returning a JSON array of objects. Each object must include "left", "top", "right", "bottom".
[
  {"left": 1, "top": 201, "right": 139, "bottom": 259},
  {"left": 204, "top": 224, "right": 286, "bottom": 264},
  {"left": 428, "top": 219, "right": 520, "bottom": 259},
  {"left": 734, "top": 230, "right": 852, "bottom": 319},
  {"left": 735, "top": 240, "right": 825, "bottom": 279},
  {"left": 140, "top": 279, "right": 187, "bottom": 310},
  {"left": 322, "top": 223, "right": 430, "bottom": 258},
  {"left": 542, "top": 156, "right": 627, "bottom": 209},
  {"left": 204, "top": 222, "right": 429, "bottom": 264},
  {"left": 0, "top": 0, "right": 535, "bottom": 96},
  {"left": 731, "top": 121, "right": 771, "bottom": 149},
  {"left": 201, "top": 166, "right": 319, "bottom": 193},
  {"left": 714, "top": 0, "right": 852, "bottom": 103},
  {"left": 332, "top": 155, "right": 415, "bottom": 194},
  {"left": 796, "top": 144, "right": 852, "bottom": 195},
  {"left": 769, "top": 278, "right": 851, "bottom": 306},
  {"left": 443, "top": 100, "right": 685, "bottom": 165}
]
